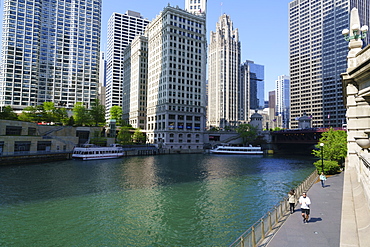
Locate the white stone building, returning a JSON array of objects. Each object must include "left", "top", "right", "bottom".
[
  {"left": 144, "top": 5, "right": 207, "bottom": 150},
  {"left": 340, "top": 7, "right": 370, "bottom": 246},
  {"left": 122, "top": 35, "right": 148, "bottom": 130},
  {"left": 208, "top": 14, "right": 241, "bottom": 129}
]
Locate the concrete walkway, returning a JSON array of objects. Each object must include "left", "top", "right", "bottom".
[{"left": 265, "top": 172, "right": 344, "bottom": 247}]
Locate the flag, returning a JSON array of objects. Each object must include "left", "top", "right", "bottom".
[{"left": 328, "top": 114, "right": 330, "bottom": 119}]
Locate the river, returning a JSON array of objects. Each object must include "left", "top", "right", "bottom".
[{"left": 0, "top": 154, "right": 315, "bottom": 246}]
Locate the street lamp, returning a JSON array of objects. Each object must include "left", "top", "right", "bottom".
[
  {"left": 320, "top": 143, "right": 324, "bottom": 173},
  {"left": 342, "top": 24, "right": 368, "bottom": 41}
]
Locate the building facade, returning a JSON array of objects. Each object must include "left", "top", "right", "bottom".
[
  {"left": 241, "top": 60, "right": 265, "bottom": 112},
  {"left": 0, "top": 0, "right": 102, "bottom": 111},
  {"left": 145, "top": 5, "right": 207, "bottom": 150},
  {"left": 105, "top": 11, "right": 149, "bottom": 119},
  {"left": 288, "top": 0, "right": 370, "bottom": 128},
  {"left": 275, "top": 75, "right": 290, "bottom": 129},
  {"left": 208, "top": 14, "right": 241, "bottom": 129},
  {"left": 185, "top": 0, "right": 207, "bottom": 15},
  {"left": 122, "top": 35, "right": 148, "bottom": 130},
  {"left": 98, "top": 51, "right": 106, "bottom": 106}
]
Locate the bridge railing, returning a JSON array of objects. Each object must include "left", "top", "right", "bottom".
[{"left": 229, "top": 169, "right": 318, "bottom": 247}]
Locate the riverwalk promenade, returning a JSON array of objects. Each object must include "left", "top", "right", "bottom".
[{"left": 263, "top": 172, "right": 344, "bottom": 247}]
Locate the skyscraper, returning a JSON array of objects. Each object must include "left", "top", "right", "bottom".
[
  {"left": 275, "top": 75, "right": 290, "bottom": 129},
  {"left": 240, "top": 60, "right": 265, "bottom": 112},
  {"left": 289, "top": 0, "right": 370, "bottom": 128},
  {"left": 239, "top": 60, "right": 265, "bottom": 124},
  {"left": 145, "top": 5, "right": 207, "bottom": 149},
  {"left": 0, "top": 0, "right": 102, "bottom": 111},
  {"left": 106, "top": 11, "right": 149, "bottom": 119},
  {"left": 185, "top": 0, "right": 207, "bottom": 15},
  {"left": 208, "top": 14, "right": 241, "bottom": 129},
  {"left": 122, "top": 35, "right": 148, "bottom": 130}
]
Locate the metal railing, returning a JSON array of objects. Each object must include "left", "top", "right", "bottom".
[{"left": 229, "top": 169, "right": 318, "bottom": 247}]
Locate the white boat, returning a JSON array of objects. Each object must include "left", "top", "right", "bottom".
[
  {"left": 72, "top": 144, "right": 125, "bottom": 160},
  {"left": 209, "top": 146, "right": 263, "bottom": 155}
]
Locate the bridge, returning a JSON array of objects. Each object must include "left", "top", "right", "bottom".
[{"left": 269, "top": 128, "right": 346, "bottom": 154}]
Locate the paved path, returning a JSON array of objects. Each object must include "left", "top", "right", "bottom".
[{"left": 265, "top": 172, "right": 344, "bottom": 247}]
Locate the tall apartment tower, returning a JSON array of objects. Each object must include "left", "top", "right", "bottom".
[
  {"left": 122, "top": 35, "right": 148, "bottom": 130},
  {"left": 289, "top": 0, "right": 370, "bottom": 128},
  {"left": 0, "top": 0, "right": 102, "bottom": 111},
  {"left": 145, "top": 5, "right": 207, "bottom": 149},
  {"left": 208, "top": 14, "right": 241, "bottom": 129},
  {"left": 185, "top": 0, "right": 207, "bottom": 15},
  {"left": 106, "top": 11, "right": 149, "bottom": 119},
  {"left": 275, "top": 75, "right": 290, "bottom": 129}
]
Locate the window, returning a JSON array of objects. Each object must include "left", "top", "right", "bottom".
[{"left": 6, "top": 126, "right": 22, "bottom": 135}]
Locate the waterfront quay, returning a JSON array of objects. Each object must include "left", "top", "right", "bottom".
[{"left": 253, "top": 164, "right": 370, "bottom": 247}]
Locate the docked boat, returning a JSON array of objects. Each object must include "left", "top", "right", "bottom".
[
  {"left": 72, "top": 144, "right": 125, "bottom": 160},
  {"left": 209, "top": 146, "right": 263, "bottom": 155}
]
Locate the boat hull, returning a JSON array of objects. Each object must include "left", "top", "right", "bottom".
[
  {"left": 72, "top": 145, "right": 125, "bottom": 161},
  {"left": 209, "top": 146, "right": 263, "bottom": 155},
  {"left": 209, "top": 150, "right": 263, "bottom": 155}
]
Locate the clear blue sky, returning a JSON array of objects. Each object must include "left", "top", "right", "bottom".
[
  {"left": 0, "top": 0, "right": 291, "bottom": 100},
  {"left": 101, "top": 0, "right": 291, "bottom": 100}
]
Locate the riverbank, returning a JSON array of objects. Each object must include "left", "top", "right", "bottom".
[{"left": 0, "top": 148, "right": 206, "bottom": 166}]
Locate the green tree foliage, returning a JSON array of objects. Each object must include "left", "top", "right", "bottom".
[
  {"left": 18, "top": 106, "right": 39, "bottom": 122},
  {"left": 312, "top": 128, "right": 347, "bottom": 164},
  {"left": 132, "top": 129, "right": 146, "bottom": 144},
  {"left": 235, "top": 124, "right": 258, "bottom": 145},
  {"left": 117, "top": 126, "right": 133, "bottom": 145},
  {"left": 73, "top": 102, "right": 91, "bottom": 126},
  {"left": 54, "top": 108, "right": 69, "bottom": 125},
  {"left": 110, "top": 106, "right": 122, "bottom": 125},
  {"left": 17, "top": 103, "right": 68, "bottom": 124},
  {"left": 0, "top": 106, "right": 18, "bottom": 120},
  {"left": 314, "top": 160, "right": 340, "bottom": 175},
  {"left": 89, "top": 99, "right": 106, "bottom": 126}
]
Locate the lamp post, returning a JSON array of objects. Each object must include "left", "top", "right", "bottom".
[{"left": 320, "top": 143, "right": 324, "bottom": 173}]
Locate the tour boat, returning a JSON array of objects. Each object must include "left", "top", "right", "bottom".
[
  {"left": 209, "top": 146, "right": 263, "bottom": 155},
  {"left": 72, "top": 144, "right": 125, "bottom": 160}
]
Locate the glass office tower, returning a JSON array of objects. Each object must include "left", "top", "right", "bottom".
[{"left": 289, "top": 0, "right": 370, "bottom": 128}]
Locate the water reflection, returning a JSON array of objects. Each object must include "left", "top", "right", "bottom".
[{"left": 0, "top": 154, "right": 315, "bottom": 246}]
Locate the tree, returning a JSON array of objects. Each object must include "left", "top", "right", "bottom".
[
  {"left": 54, "top": 108, "right": 69, "bottom": 125},
  {"left": 235, "top": 124, "right": 258, "bottom": 145},
  {"left": 89, "top": 99, "right": 106, "bottom": 126},
  {"left": 110, "top": 106, "right": 122, "bottom": 125},
  {"left": 0, "top": 106, "right": 18, "bottom": 120},
  {"left": 18, "top": 106, "right": 38, "bottom": 122},
  {"left": 312, "top": 128, "right": 347, "bottom": 164},
  {"left": 73, "top": 102, "right": 91, "bottom": 126},
  {"left": 117, "top": 126, "right": 133, "bottom": 145},
  {"left": 132, "top": 129, "right": 146, "bottom": 144}
]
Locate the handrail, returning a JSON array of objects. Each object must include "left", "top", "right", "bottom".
[{"left": 229, "top": 169, "right": 318, "bottom": 247}]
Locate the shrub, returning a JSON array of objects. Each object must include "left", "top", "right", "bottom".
[{"left": 314, "top": 160, "right": 340, "bottom": 175}]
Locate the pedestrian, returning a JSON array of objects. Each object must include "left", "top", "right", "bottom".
[
  {"left": 320, "top": 172, "right": 327, "bottom": 188},
  {"left": 288, "top": 189, "right": 296, "bottom": 214},
  {"left": 299, "top": 192, "right": 311, "bottom": 223}
]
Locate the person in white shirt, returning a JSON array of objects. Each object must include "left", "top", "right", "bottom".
[
  {"left": 320, "top": 172, "right": 327, "bottom": 188},
  {"left": 299, "top": 192, "right": 311, "bottom": 223}
]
